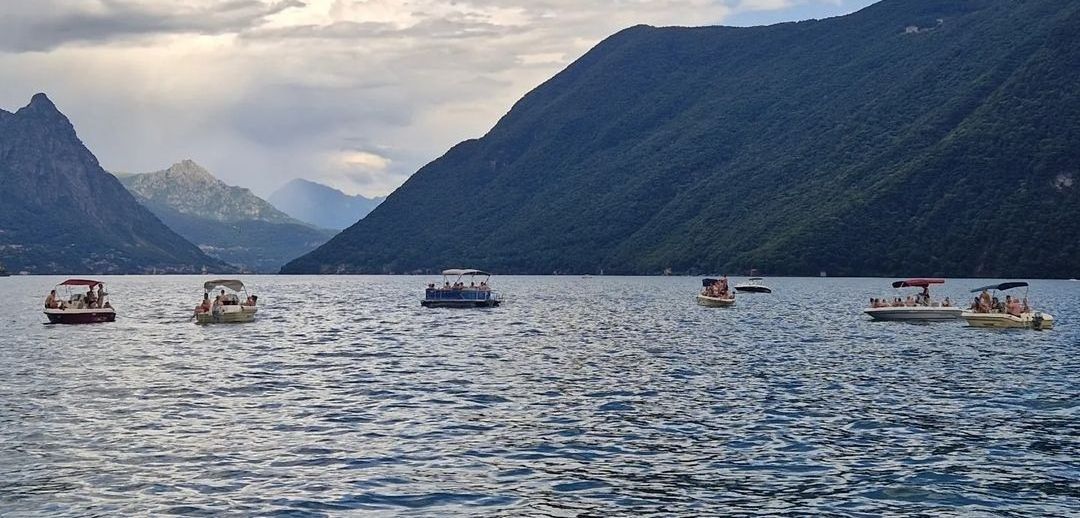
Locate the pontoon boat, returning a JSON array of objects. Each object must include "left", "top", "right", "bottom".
[
  {"left": 44, "top": 279, "right": 116, "bottom": 324},
  {"left": 962, "top": 282, "right": 1053, "bottom": 330},
  {"left": 422, "top": 269, "right": 501, "bottom": 308}
]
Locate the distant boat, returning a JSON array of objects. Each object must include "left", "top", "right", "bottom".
[
  {"left": 734, "top": 277, "right": 772, "bottom": 294},
  {"left": 423, "top": 269, "right": 501, "bottom": 308},
  {"left": 195, "top": 279, "right": 257, "bottom": 324},
  {"left": 697, "top": 278, "right": 735, "bottom": 307},
  {"left": 820, "top": 271, "right": 827, "bottom": 277},
  {"left": 0, "top": 262, "right": 9, "bottom": 277}
]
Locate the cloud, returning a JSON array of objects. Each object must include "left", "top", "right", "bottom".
[{"left": 0, "top": 0, "right": 875, "bottom": 197}]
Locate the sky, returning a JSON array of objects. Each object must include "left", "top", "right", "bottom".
[{"left": 0, "top": 0, "right": 877, "bottom": 198}]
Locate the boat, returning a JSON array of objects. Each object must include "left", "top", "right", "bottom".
[
  {"left": 43, "top": 279, "right": 116, "bottom": 324},
  {"left": 0, "top": 261, "right": 9, "bottom": 277},
  {"left": 697, "top": 278, "right": 735, "bottom": 307},
  {"left": 734, "top": 277, "right": 772, "bottom": 294},
  {"left": 864, "top": 278, "right": 963, "bottom": 321},
  {"left": 962, "top": 282, "right": 1054, "bottom": 330},
  {"left": 195, "top": 279, "right": 257, "bottom": 324},
  {"left": 422, "top": 269, "right": 501, "bottom": 308}
]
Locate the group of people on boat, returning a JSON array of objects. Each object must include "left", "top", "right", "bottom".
[
  {"left": 869, "top": 295, "right": 952, "bottom": 308},
  {"left": 427, "top": 281, "right": 491, "bottom": 292},
  {"left": 193, "top": 289, "right": 257, "bottom": 315},
  {"left": 701, "top": 275, "right": 733, "bottom": 299},
  {"left": 44, "top": 286, "right": 110, "bottom": 310},
  {"left": 969, "top": 289, "right": 1028, "bottom": 316}
]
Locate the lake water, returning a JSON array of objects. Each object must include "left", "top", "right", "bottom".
[{"left": 1, "top": 275, "right": 1077, "bottom": 516}]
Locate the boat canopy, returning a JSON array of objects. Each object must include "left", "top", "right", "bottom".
[
  {"left": 60, "top": 279, "right": 103, "bottom": 287},
  {"left": 970, "top": 281, "right": 1029, "bottom": 293},
  {"left": 442, "top": 269, "right": 490, "bottom": 277},
  {"left": 749, "top": 277, "right": 763, "bottom": 281},
  {"left": 204, "top": 279, "right": 246, "bottom": 292},
  {"left": 892, "top": 278, "right": 946, "bottom": 288}
]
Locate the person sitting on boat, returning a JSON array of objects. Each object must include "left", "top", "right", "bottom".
[
  {"left": 243, "top": 295, "right": 258, "bottom": 307},
  {"left": 44, "top": 290, "right": 64, "bottom": 310},
  {"left": 195, "top": 293, "right": 212, "bottom": 314},
  {"left": 1006, "top": 297, "right": 1022, "bottom": 316},
  {"left": 942, "top": 297, "right": 951, "bottom": 307},
  {"left": 979, "top": 289, "right": 992, "bottom": 312},
  {"left": 85, "top": 287, "right": 98, "bottom": 308}
]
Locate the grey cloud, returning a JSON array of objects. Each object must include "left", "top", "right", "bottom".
[{"left": 0, "top": 0, "right": 304, "bottom": 52}]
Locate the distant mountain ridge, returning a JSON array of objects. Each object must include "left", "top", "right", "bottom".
[
  {"left": 0, "top": 94, "right": 230, "bottom": 274},
  {"left": 118, "top": 161, "right": 335, "bottom": 272},
  {"left": 283, "top": 0, "right": 1080, "bottom": 277},
  {"left": 269, "top": 179, "right": 384, "bottom": 230},
  {"left": 123, "top": 160, "right": 297, "bottom": 224}
]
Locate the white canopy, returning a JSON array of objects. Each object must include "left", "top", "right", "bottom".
[
  {"left": 204, "top": 279, "right": 246, "bottom": 292},
  {"left": 442, "top": 269, "right": 491, "bottom": 277}
]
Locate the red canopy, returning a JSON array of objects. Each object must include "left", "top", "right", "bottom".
[
  {"left": 59, "top": 279, "right": 103, "bottom": 287},
  {"left": 892, "top": 278, "right": 946, "bottom": 288}
]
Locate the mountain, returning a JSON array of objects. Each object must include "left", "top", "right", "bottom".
[
  {"left": 0, "top": 94, "right": 230, "bottom": 274},
  {"left": 119, "top": 161, "right": 336, "bottom": 272},
  {"left": 283, "top": 0, "right": 1080, "bottom": 277},
  {"left": 268, "top": 179, "right": 384, "bottom": 230}
]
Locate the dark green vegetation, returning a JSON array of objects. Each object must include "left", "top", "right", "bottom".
[
  {"left": 0, "top": 94, "right": 229, "bottom": 274},
  {"left": 120, "top": 161, "right": 336, "bottom": 273},
  {"left": 287, "top": 0, "right": 1080, "bottom": 277},
  {"left": 269, "top": 179, "right": 384, "bottom": 230}
]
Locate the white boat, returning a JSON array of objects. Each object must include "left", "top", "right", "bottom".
[
  {"left": 734, "top": 277, "right": 772, "bottom": 294},
  {"left": 697, "top": 278, "right": 735, "bottom": 307},
  {"left": 962, "top": 282, "right": 1054, "bottom": 330},
  {"left": 195, "top": 279, "right": 257, "bottom": 324},
  {"left": 864, "top": 278, "right": 962, "bottom": 321}
]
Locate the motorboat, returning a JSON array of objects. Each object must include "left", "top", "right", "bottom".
[
  {"left": 43, "top": 279, "right": 116, "bottom": 324},
  {"left": 697, "top": 278, "right": 735, "bottom": 307},
  {"left": 962, "top": 282, "right": 1054, "bottom": 330},
  {"left": 864, "top": 278, "right": 962, "bottom": 321},
  {"left": 422, "top": 269, "right": 501, "bottom": 308},
  {"left": 195, "top": 279, "right": 257, "bottom": 324},
  {"left": 734, "top": 277, "right": 772, "bottom": 294}
]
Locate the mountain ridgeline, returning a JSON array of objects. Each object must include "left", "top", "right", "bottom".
[
  {"left": 0, "top": 94, "right": 229, "bottom": 274},
  {"left": 283, "top": 0, "right": 1080, "bottom": 277},
  {"left": 119, "top": 161, "right": 335, "bottom": 273},
  {"left": 269, "top": 179, "right": 384, "bottom": 230}
]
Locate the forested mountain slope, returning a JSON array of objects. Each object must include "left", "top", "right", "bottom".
[{"left": 284, "top": 0, "right": 1080, "bottom": 277}]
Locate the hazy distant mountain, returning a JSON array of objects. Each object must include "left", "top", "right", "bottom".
[
  {"left": 119, "top": 161, "right": 335, "bottom": 272},
  {"left": 0, "top": 93, "right": 230, "bottom": 274},
  {"left": 284, "top": 0, "right": 1080, "bottom": 277},
  {"left": 269, "top": 179, "right": 384, "bottom": 230}
]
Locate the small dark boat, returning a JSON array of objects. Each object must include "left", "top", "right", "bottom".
[
  {"left": 422, "top": 269, "right": 501, "bottom": 308},
  {"left": 44, "top": 279, "right": 116, "bottom": 324},
  {"left": 734, "top": 277, "right": 772, "bottom": 294}
]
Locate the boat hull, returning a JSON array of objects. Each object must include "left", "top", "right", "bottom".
[
  {"left": 734, "top": 285, "right": 772, "bottom": 294},
  {"left": 697, "top": 294, "right": 735, "bottom": 307},
  {"left": 196, "top": 306, "right": 257, "bottom": 324},
  {"left": 864, "top": 307, "right": 963, "bottom": 321},
  {"left": 421, "top": 299, "right": 500, "bottom": 308},
  {"left": 962, "top": 311, "right": 1054, "bottom": 330},
  {"left": 44, "top": 309, "right": 116, "bottom": 324}
]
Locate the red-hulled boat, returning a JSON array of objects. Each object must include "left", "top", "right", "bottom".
[{"left": 43, "top": 279, "right": 116, "bottom": 324}]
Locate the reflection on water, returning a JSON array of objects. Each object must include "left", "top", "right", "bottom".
[{"left": 0, "top": 276, "right": 1077, "bottom": 515}]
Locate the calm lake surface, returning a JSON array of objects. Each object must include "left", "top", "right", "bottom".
[{"left": 1, "top": 275, "right": 1077, "bottom": 516}]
